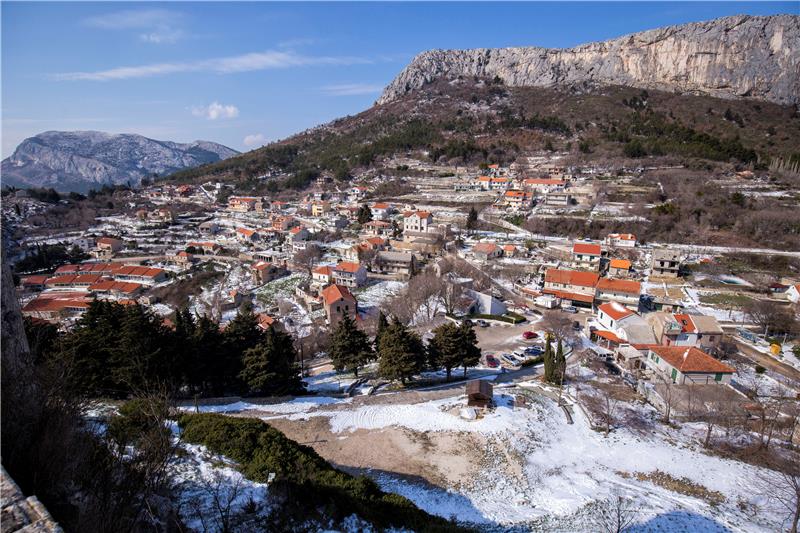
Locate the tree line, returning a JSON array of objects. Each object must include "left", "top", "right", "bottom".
[
  {"left": 27, "top": 300, "right": 303, "bottom": 399},
  {"left": 329, "top": 311, "right": 481, "bottom": 384}
]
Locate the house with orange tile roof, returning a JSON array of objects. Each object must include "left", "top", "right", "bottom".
[
  {"left": 20, "top": 274, "right": 50, "bottom": 291},
  {"left": 593, "top": 302, "right": 656, "bottom": 349},
  {"left": 521, "top": 178, "right": 566, "bottom": 194},
  {"left": 364, "top": 220, "right": 392, "bottom": 237},
  {"left": 543, "top": 268, "right": 599, "bottom": 307},
  {"left": 236, "top": 227, "right": 260, "bottom": 243},
  {"left": 321, "top": 284, "right": 357, "bottom": 327},
  {"left": 503, "top": 190, "right": 532, "bottom": 210},
  {"left": 605, "top": 233, "right": 637, "bottom": 248},
  {"left": 370, "top": 202, "right": 393, "bottom": 220},
  {"left": 572, "top": 242, "right": 603, "bottom": 270},
  {"left": 472, "top": 242, "right": 502, "bottom": 261},
  {"left": 312, "top": 265, "right": 334, "bottom": 289},
  {"left": 88, "top": 280, "right": 144, "bottom": 298},
  {"left": 595, "top": 278, "right": 641, "bottom": 309},
  {"left": 644, "top": 312, "right": 723, "bottom": 352},
  {"left": 645, "top": 346, "right": 734, "bottom": 385},
  {"left": 228, "top": 196, "right": 263, "bottom": 212},
  {"left": 608, "top": 258, "right": 632, "bottom": 278},
  {"left": 22, "top": 296, "right": 91, "bottom": 322},
  {"left": 332, "top": 261, "right": 367, "bottom": 288},
  {"left": 403, "top": 211, "right": 433, "bottom": 233}
]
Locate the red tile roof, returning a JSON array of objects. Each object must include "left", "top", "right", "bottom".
[
  {"left": 544, "top": 268, "right": 599, "bottom": 288},
  {"left": 473, "top": 242, "right": 499, "bottom": 254},
  {"left": 321, "top": 284, "right": 356, "bottom": 305},
  {"left": 335, "top": 261, "right": 362, "bottom": 273},
  {"left": 313, "top": 265, "right": 333, "bottom": 277},
  {"left": 573, "top": 243, "right": 602, "bottom": 256},
  {"left": 596, "top": 278, "right": 641, "bottom": 294},
  {"left": 542, "top": 289, "right": 595, "bottom": 303},
  {"left": 673, "top": 314, "right": 697, "bottom": 334},
  {"left": 649, "top": 346, "right": 735, "bottom": 374},
  {"left": 609, "top": 259, "right": 632, "bottom": 270},
  {"left": 598, "top": 302, "right": 635, "bottom": 321}
]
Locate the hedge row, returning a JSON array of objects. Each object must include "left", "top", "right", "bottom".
[
  {"left": 468, "top": 313, "right": 526, "bottom": 325},
  {"left": 178, "top": 413, "right": 471, "bottom": 532}
]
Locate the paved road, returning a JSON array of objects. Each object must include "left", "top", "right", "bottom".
[
  {"left": 733, "top": 339, "right": 800, "bottom": 385},
  {"left": 479, "top": 209, "right": 800, "bottom": 258}
]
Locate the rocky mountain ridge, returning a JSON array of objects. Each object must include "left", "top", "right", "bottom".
[
  {"left": 2, "top": 131, "right": 239, "bottom": 193},
  {"left": 378, "top": 14, "right": 800, "bottom": 106}
]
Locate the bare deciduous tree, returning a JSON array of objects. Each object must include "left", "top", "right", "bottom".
[
  {"left": 293, "top": 244, "right": 322, "bottom": 276},
  {"left": 594, "top": 492, "right": 639, "bottom": 533},
  {"left": 757, "top": 465, "right": 800, "bottom": 533}
]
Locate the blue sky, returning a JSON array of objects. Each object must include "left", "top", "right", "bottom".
[{"left": 2, "top": 1, "right": 796, "bottom": 157}]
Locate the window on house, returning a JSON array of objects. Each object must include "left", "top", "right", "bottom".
[{"left": 714, "top": 373, "right": 722, "bottom": 382}]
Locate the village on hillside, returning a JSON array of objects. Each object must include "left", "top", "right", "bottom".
[{"left": 4, "top": 155, "right": 800, "bottom": 531}]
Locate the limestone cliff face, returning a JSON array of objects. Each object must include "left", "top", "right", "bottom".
[{"left": 378, "top": 14, "right": 799, "bottom": 106}]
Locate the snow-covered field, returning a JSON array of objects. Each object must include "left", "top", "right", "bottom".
[{"left": 191, "top": 384, "right": 789, "bottom": 532}]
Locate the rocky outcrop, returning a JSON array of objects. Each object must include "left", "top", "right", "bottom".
[
  {"left": 1, "top": 131, "right": 239, "bottom": 193},
  {"left": 378, "top": 14, "right": 799, "bottom": 106}
]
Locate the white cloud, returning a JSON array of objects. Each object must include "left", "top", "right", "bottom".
[
  {"left": 321, "top": 83, "right": 384, "bottom": 96},
  {"left": 53, "top": 51, "right": 371, "bottom": 81},
  {"left": 243, "top": 134, "right": 267, "bottom": 148},
  {"left": 192, "top": 102, "right": 239, "bottom": 120},
  {"left": 139, "top": 29, "right": 185, "bottom": 44},
  {"left": 84, "top": 9, "right": 184, "bottom": 44}
]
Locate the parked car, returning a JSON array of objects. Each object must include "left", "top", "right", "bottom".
[
  {"left": 500, "top": 353, "right": 521, "bottom": 367},
  {"left": 484, "top": 354, "right": 500, "bottom": 368},
  {"left": 524, "top": 346, "right": 544, "bottom": 356},
  {"left": 562, "top": 305, "right": 578, "bottom": 314},
  {"left": 462, "top": 319, "right": 474, "bottom": 326},
  {"left": 522, "top": 331, "right": 539, "bottom": 340},
  {"left": 476, "top": 319, "right": 489, "bottom": 328}
]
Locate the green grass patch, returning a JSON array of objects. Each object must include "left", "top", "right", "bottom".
[
  {"left": 697, "top": 293, "right": 754, "bottom": 309},
  {"left": 178, "top": 413, "right": 471, "bottom": 532}
]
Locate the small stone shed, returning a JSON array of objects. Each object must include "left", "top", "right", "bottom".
[{"left": 466, "top": 380, "right": 493, "bottom": 408}]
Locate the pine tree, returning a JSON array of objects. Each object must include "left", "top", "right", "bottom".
[
  {"left": 428, "top": 322, "right": 462, "bottom": 381},
  {"left": 357, "top": 203, "right": 373, "bottom": 224},
  {"left": 194, "top": 314, "right": 225, "bottom": 396},
  {"left": 329, "top": 314, "right": 374, "bottom": 377},
  {"left": 458, "top": 322, "right": 482, "bottom": 378},
  {"left": 378, "top": 320, "right": 425, "bottom": 385},
  {"left": 223, "top": 306, "right": 265, "bottom": 392},
  {"left": 239, "top": 327, "right": 304, "bottom": 396},
  {"left": 543, "top": 333, "right": 554, "bottom": 384}
]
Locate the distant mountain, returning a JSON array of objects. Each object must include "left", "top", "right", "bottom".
[
  {"left": 1, "top": 131, "right": 239, "bottom": 193},
  {"left": 378, "top": 14, "right": 800, "bottom": 106}
]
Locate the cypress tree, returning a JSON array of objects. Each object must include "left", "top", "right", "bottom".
[
  {"left": 555, "top": 338, "right": 566, "bottom": 385},
  {"left": 466, "top": 206, "right": 478, "bottom": 232},
  {"left": 375, "top": 311, "right": 389, "bottom": 348},
  {"left": 329, "top": 314, "right": 374, "bottom": 377},
  {"left": 543, "top": 333, "right": 554, "bottom": 384}
]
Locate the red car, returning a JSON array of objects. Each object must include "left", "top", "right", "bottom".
[
  {"left": 484, "top": 355, "right": 500, "bottom": 368},
  {"left": 522, "top": 331, "right": 538, "bottom": 340}
]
